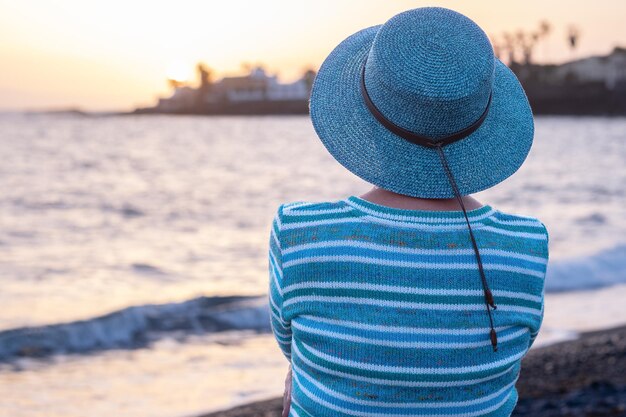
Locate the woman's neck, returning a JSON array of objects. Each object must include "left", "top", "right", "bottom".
[{"left": 358, "top": 187, "right": 484, "bottom": 211}]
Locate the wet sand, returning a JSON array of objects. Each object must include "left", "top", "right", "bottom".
[{"left": 200, "top": 324, "right": 626, "bottom": 417}]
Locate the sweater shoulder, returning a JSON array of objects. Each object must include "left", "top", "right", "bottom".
[
  {"left": 491, "top": 208, "right": 544, "bottom": 224},
  {"left": 280, "top": 199, "right": 355, "bottom": 222},
  {"left": 281, "top": 199, "right": 351, "bottom": 214},
  {"left": 490, "top": 209, "right": 548, "bottom": 234},
  {"left": 489, "top": 209, "right": 550, "bottom": 257},
  {"left": 277, "top": 199, "right": 357, "bottom": 247}
]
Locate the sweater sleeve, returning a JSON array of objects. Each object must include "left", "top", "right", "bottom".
[
  {"left": 529, "top": 221, "right": 549, "bottom": 349},
  {"left": 528, "top": 299, "right": 544, "bottom": 349},
  {"left": 268, "top": 204, "right": 292, "bottom": 361}
]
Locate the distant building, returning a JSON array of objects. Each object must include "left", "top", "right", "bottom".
[
  {"left": 156, "top": 86, "right": 197, "bottom": 112},
  {"left": 553, "top": 47, "right": 626, "bottom": 89},
  {"left": 136, "top": 48, "right": 626, "bottom": 116},
  {"left": 152, "top": 66, "right": 314, "bottom": 114},
  {"left": 515, "top": 47, "right": 626, "bottom": 89},
  {"left": 513, "top": 47, "right": 626, "bottom": 115}
]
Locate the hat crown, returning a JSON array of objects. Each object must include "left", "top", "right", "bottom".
[{"left": 364, "top": 7, "right": 495, "bottom": 139}]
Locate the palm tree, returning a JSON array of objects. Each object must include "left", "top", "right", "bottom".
[
  {"left": 490, "top": 34, "right": 503, "bottom": 60},
  {"left": 502, "top": 32, "right": 517, "bottom": 66},
  {"left": 568, "top": 25, "right": 580, "bottom": 51},
  {"left": 537, "top": 20, "right": 552, "bottom": 61}
]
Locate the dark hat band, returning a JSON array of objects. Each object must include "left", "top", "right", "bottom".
[{"left": 360, "top": 56, "right": 493, "bottom": 149}]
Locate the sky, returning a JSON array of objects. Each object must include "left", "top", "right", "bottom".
[{"left": 1, "top": 0, "right": 625, "bottom": 111}]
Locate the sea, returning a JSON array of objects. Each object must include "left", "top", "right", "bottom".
[{"left": 0, "top": 113, "right": 624, "bottom": 417}]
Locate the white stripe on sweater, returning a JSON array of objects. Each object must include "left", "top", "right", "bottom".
[
  {"left": 343, "top": 199, "right": 497, "bottom": 223},
  {"left": 284, "top": 206, "right": 355, "bottom": 216},
  {"left": 268, "top": 252, "right": 283, "bottom": 294},
  {"left": 300, "top": 339, "right": 526, "bottom": 374},
  {"left": 283, "top": 296, "right": 542, "bottom": 317},
  {"left": 282, "top": 240, "right": 548, "bottom": 265},
  {"left": 298, "top": 314, "right": 518, "bottom": 335},
  {"left": 272, "top": 211, "right": 283, "bottom": 231},
  {"left": 291, "top": 320, "right": 529, "bottom": 349},
  {"left": 268, "top": 301, "right": 289, "bottom": 330},
  {"left": 282, "top": 256, "right": 546, "bottom": 278},
  {"left": 481, "top": 226, "right": 547, "bottom": 240},
  {"left": 289, "top": 405, "right": 302, "bottom": 417},
  {"left": 268, "top": 291, "right": 289, "bottom": 327},
  {"left": 282, "top": 201, "right": 329, "bottom": 211},
  {"left": 283, "top": 281, "right": 542, "bottom": 303},
  {"left": 355, "top": 215, "right": 497, "bottom": 231},
  {"left": 489, "top": 217, "right": 544, "bottom": 227},
  {"left": 292, "top": 342, "right": 517, "bottom": 388},
  {"left": 354, "top": 213, "right": 546, "bottom": 235},
  {"left": 292, "top": 360, "right": 518, "bottom": 408},
  {"left": 270, "top": 225, "right": 281, "bottom": 251},
  {"left": 293, "top": 373, "right": 514, "bottom": 417},
  {"left": 271, "top": 326, "right": 290, "bottom": 342},
  {"left": 280, "top": 217, "right": 361, "bottom": 230}
]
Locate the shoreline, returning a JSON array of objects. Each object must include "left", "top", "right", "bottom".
[{"left": 199, "top": 324, "right": 626, "bottom": 417}]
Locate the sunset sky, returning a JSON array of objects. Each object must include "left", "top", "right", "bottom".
[{"left": 1, "top": 0, "right": 625, "bottom": 111}]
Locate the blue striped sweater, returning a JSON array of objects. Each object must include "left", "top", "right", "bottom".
[{"left": 268, "top": 195, "right": 549, "bottom": 417}]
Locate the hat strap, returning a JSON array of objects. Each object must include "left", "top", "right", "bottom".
[
  {"left": 360, "top": 58, "right": 499, "bottom": 352},
  {"left": 359, "top": 59, "right": 492, "bottom": 148},
  {"left": 435, "top": 144, "right": 498, "bottom": 352}
]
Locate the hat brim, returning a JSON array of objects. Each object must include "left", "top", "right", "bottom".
[{"left": 309, "top": 25, "right": 534, "bottom": 198}]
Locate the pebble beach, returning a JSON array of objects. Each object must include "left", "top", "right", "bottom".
[{"left": 200, "top": 324, "right": 626, "bottom": 417}]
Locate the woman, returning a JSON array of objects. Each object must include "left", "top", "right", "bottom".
[{"left": 269, "top": 7, "right": 549, "bottom": 417}]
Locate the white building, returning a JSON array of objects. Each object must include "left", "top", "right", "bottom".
[
  {"left": 155, "top": 65, "right": 314, "bottom": 110},
  {"left": 554, "top": 47, "right": 626, "bottom": 89},
  {"left": 219, "top": 66, "right": 310, "bottom": 102}
]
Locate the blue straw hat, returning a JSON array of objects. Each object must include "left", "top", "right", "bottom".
[{"left": 309, "top": 7, "right": 534, "bottom": 198}]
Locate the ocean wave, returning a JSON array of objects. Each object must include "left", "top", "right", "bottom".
[
  {"left": 545, "top": 243, "right": 626, "bottom": 292},
  {"left": 1, "top": 244, "right": 623, "bottom": 363},
  {"left": 0, "top": 295, "right": 269, "bottom": 363}
]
